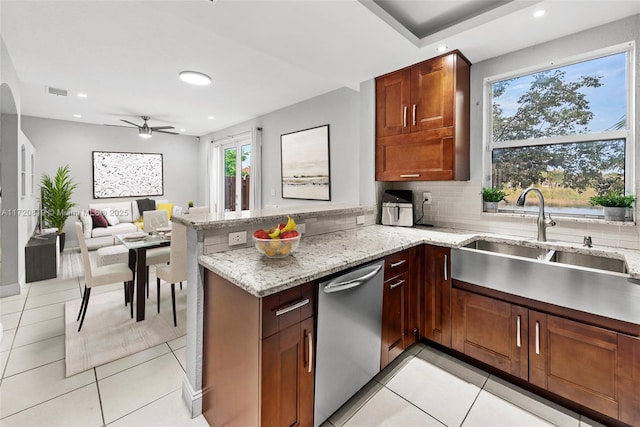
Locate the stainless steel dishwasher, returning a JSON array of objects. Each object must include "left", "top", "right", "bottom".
[{"left": 314, "top": 259, "right": 385, "bottom": 426}]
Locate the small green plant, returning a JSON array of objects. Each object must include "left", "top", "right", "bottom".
[
  {"left": 481, "top": 187, "right": 506, "bottom": 203},
  {"left": 41, "top": 165, "right": 77, "bottom": 234},
  {"left": 188, "top": 201, "right": 194, "bottom": 208},
  {"left": 589, "top": 190, "right": 635, "bottom": 208}
]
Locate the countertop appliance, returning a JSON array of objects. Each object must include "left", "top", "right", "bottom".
[
  {"left": 381, "top": 190, "right": 414, "bottom": 227},
  {"left": 314, "top": 259, "right": 385, "bottom": 426}
]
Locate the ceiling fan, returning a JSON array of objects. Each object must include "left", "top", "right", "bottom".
[{"left": 110, "top": 116, "right": 179, "bottom": 138}]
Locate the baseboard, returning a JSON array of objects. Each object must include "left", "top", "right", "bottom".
[
  {"left": 0, "top": 282, "right": 21, "bottom": 298},
  {"left": 182, "top": 374, "right": 203, "bottom": 418}
]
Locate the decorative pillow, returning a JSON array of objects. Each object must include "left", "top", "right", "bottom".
[
  {"left": 136, "top": 198, "right": 155, "bottom": 215},
  {"left": 78, "top": 211, "right": 93, "bottom": 238},
  {"left": 156, "top": 202, "right": 175, "bottom": 220},
  {"left": 90, "top": 208, "right": 108, "bottom": 228},
  {"left": 100, "top": 208, "right": 120, "bottom": 226}
]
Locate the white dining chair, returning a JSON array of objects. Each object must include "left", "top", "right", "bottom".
[
  {"left": 156, "top": 222, "right": 187, "bottom": 327},
  {"left": 142, "top": 209, "right": 171, "bottom": 295},
  {"left": 75, "top": 222, "right": 134, "bottom": 331}
]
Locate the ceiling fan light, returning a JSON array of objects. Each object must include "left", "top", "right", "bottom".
[
  {"left": 139, "top": 127, "right": 153, "bottom": 138},
  {"left": 179, "top": 71, "right": 212, "bottom": 86}
]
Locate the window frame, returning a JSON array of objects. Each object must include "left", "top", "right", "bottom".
[{"left": 482, "top": 41, "right": 636, "bottom": 218}]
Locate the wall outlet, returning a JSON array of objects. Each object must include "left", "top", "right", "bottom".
[
  {"left": 423, "top": 192, "right": 432, "bottom": 204},
  {"left": 356, "top": 215, "right": 365, "bottom": 225},
  {"left": 297, "top": 223, "right": 306, "bottom": 234},
  {"left": 228, "top": 231, "right": 247, "bottom": 246}
]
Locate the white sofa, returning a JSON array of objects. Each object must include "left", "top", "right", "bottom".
[{"left": 78, "top": 199, "right": 182, "bottom": 250}]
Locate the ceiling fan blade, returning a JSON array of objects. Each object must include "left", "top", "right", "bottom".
[
  {"left": 150, "top": 126, "right": 175, "bottom": 130},
  {"left": 104, "top": 124, "right": 133, "bottom": 128},
  {"left": 155, "top": 130, "right": 180, "bottom": 135},
  {"left": 120, "top": 119, "right": 141, "bottom": 127}
]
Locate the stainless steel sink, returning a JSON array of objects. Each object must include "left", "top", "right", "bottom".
[
  {"left": 463, "top": 239, "right": 552, "bottom": 260},
  {"left": 549, "top": 251, "right": 627, "bottom": 274}
]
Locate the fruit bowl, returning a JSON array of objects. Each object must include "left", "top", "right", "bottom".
[{"left": 253, "top": 234, "right": 301, "bottom": 258}]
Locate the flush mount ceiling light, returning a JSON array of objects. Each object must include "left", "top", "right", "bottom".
[
  {"left": 77, "top": 93, "right": 88, "bottom": 98},
  {"left": 139, "top": 127, "right": 153, "bottom": 139},
  {"left": 179, "top": 71, "right": 212, "bottom": 86},
  {"left": 208, "top": 116, "right": 215, "bottom": 120},
  {"left": 533, "top": 9, "right": 546, "bottom": 18},
  {"left": 436, "top": 45, "right": 448, "bottom": 52},
  {"left": 73, "top": 114, "right": 82, "bottom": 118}
]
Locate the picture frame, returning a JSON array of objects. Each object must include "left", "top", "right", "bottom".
[
  {"left": 281, "top": 124, "right": 331, "bottom": 201},
  {"left": 92, "top": 151, "right": 164, "bottom": 199}
]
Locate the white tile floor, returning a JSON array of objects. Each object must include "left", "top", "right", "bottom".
[{"left": 0, "top": 251, "right": 609, "bottom": 427}]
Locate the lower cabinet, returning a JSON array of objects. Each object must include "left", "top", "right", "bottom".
[
  {"left": 452, "top": 288, "right": 640, "bottom": 426},
  {"left": 422, "top": 245, "right": 452, "bottom": 347},
  {"left": 203, "top": 270, "right": 315, "bottom": 427},
  {"left": 381, "top": 247, "right": 421, "bottom": 369}
]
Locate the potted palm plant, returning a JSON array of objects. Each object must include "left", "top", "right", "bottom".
[
  {"left": 41, "top": 165, "right": 78, "bottom": 251},
  {"left": 481, "top": 187, "right": 506, "bottom": 213},
  {"left": 590, "top": 190, "right": 635, "bottom": 221}
]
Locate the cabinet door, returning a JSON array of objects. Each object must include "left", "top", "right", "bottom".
[
  {"left": 452, "top": 289, "right": 528, "bottom": 380},
  {"left": 376, "top": 68, "right": 411, "bottom": 137},
  {"left": 422, "top": 246, "right": 452, "bottom": 347},
  {"left": 529, "top": 311, "right": 632, "bottom": 422},
  {"left": 410, "top": 54, "right": 454, "bottom": 132},
  {"left": 381, "top": 272, "right": 409, "bottom": 369},
  {"left": 262, "top": 317, "right": 315, "bottom": 427}
]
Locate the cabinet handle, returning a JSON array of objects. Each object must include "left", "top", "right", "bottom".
[
  {"left": 535, "top": 321, "right": 540, "bottom": 355},
  {"left": 399, "top": 174, "right": 420, "bottom": 178},
  {"left": 275, "top": 298, "right": 309, "bottom": 317},
  {"left": 412, "top": 104, "right": 416, "bottom": 125},
  {"left": 516, "top": 315, "right": 521, "bottom": 348},
  {"left": 390, "top": 259, "right": 406, "bottom": 268},
  {"left": 403, "top": 106, "right": 408, "bottom": 127},
  {"left": 389, "top": 279, "right": 405, "bottom": 289},
  {"left": 307, "top": 330, "right": 313, "bottom": 374},
  {"left": 444, "top": 255, "right": 448, "bottom": 281}
]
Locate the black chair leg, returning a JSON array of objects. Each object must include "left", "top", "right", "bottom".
[
  {"left": 146, "top": 266, "right": 150, "bottom": 298},
  {"left": 180, "top": 281, "right": 182, "bottom": 290},
  {"left": 129, "top": 281, "right": 134, "bottom": 319},
  {"left": 78, "top": 287, "right": 92, "bottom": 332},
  {"left": 123, "top": 282, "right": 128, "bottom": 306},
  {"left": 77, "top": 285, "right": 89, "bottom": 321},
  {"left": 157, "top": 277, "right": 161, "bottom": 314},
  {"left": 171, "top": 283, "right": 177, "bottom": 327}
]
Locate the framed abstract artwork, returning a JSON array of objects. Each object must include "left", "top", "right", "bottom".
[
  {"left": 92, "top": 151, "right": 164, "bottom": 198},
  {"left": 280, "top": 124, "right": 331, "bottom": 201}
]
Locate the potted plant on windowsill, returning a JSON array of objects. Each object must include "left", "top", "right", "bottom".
[
  {"left": 41, "top": 165, "right": 77, "bottom": 252},
  {"left": 481, "top": 187, "right": 506, "bottom": 213},
  {"left": 589, "top": 190, "right": 635, "bottom": 221}
]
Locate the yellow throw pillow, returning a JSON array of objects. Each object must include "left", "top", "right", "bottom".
[{"left": 157, "top": 202, "right": 174, "bottom": 220}]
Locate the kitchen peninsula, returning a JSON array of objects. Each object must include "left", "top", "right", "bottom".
[{"left": 175, "top": 206, "right": 640, "bottom": 426}]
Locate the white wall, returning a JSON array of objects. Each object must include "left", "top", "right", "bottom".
[
  {"left": 21, "top": 116, "right": 200, "bottom": 247},
  {"left": 198, "top": 87, "right": 362, "bottom": 209},
  {"left": 384, "top": 14, "right": 640, "bottom": 249}
]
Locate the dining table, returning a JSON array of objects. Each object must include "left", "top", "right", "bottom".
[{"left": 116, "top": 231, "right": 171, "bottom": 321}]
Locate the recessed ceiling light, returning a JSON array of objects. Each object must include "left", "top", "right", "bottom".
[
  {"left": 77, "top": 93, "right": 88, "bottom": 98},
  {"left": 436, "top": 45, "right": 448, "bottom": 52},
  {"left": 180, "top": 128, "right": 186, "bottom": 132},
  {"left": 179, "top": 71, "right": 212, "bottom": 86},
  {"left": 208, "top": 116, "right": 215, "bottom": 120},
  {"left": 73, "top": 114, "right": 82, "bottom": 118},
  {"left": 533, "top": 9, "right": 545, "bottom": 18}
]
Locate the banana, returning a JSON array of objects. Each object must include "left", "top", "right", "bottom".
[
  {"left": 268, "top": 227, "right": 281, "bottom": 239},
  {"left": 282, "top": 216, "right": 296, "bottom": 232}
]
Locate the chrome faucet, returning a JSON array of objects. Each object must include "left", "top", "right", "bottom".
[{"left": 516, "top": 187, "right": 556, "bottom": 242}]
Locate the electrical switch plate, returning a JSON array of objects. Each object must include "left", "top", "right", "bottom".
[
  {"left": 356, "top": 215, "right": 365, "bottom": 225},
  {"left": 228, "top": 231, "right": 247, "bottom": 246},
  {"left": 297, "top": 223, "right": 306, "bottom": 234},
  {"left": 423, "top": 192, "right": 432, "bottom": 204}
]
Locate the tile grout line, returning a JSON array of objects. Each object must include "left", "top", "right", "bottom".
[
  {"left": 94, "top": 368, "right": 107, "bottom": 427},
  {"left": 458, "top": 374, "right": 489, "bottom": 426},
  {"left": 102, "top": 387, "right": 182, "bottom": 426},
  {"left": 383, "top": 385, "right": 448, "bottom": 427}
]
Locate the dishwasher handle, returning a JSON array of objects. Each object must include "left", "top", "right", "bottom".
[{"left": 323, "top": 264, "right": 383, "bottom": 293}]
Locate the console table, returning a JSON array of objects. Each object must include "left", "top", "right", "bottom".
[{"left": 25, "top": 233, "right": 59, "bottom": 282}]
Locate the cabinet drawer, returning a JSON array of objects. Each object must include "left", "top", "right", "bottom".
[
  {"left": 261, "top": 282, "right": 315, "bottom": 339},
  {"left": 385, "top": 250, "right": 411, "bottom": 279}
]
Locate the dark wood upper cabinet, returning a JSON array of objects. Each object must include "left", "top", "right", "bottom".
[{"left": 375, "top": 51, "right": 470, "bottom": 182}]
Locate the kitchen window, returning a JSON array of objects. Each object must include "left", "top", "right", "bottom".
[{"left": 484, "top": 43, "right": 634, "bottom": 219}]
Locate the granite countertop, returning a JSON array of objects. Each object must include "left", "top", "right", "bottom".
[
  {"left": 173, "top": 204, "right": 374, "bottom": 230},
  {"left": 199, "top": 224, "right": 640, "bottom": 298}
]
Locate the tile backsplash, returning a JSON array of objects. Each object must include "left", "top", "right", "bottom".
[{"left": 383, "top": 180, "right": 640, "bottom": 250}]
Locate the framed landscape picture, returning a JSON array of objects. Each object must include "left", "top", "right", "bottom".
[
  {"left": 281, "top": 124, "right": 331, "bottom": 201},
  {"left": 92, "top": 151, "right": 163, "bottom": 198}
]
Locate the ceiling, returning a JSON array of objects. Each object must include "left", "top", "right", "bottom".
[{"left": 1, "top": 0, "right": 639, "bottom": 137}]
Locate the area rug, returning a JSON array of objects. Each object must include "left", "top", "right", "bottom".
[{"left": 64, "top": 284, "right": 187, "bottom": 377}]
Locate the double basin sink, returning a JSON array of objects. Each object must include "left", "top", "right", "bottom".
[{"left": 463, "top": 239, "right": 628, "bottom": 274}]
